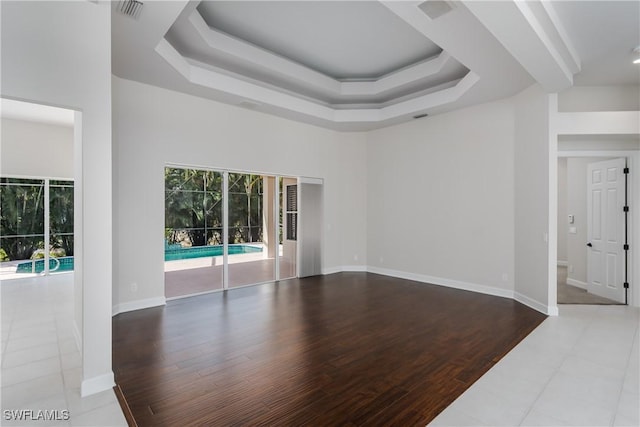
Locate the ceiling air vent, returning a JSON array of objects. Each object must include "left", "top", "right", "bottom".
[
  {"left": 118, "top": 0, "right": 143, "bottom": 19},
  {"left": 418, "top": 1, "right": 456, "bottom": 20}
]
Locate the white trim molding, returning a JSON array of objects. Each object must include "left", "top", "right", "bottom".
[
  {"left": 81, "top": 372, "right": 115, "bottom": 397},
  {"left": 328, "top": 265, "right": 557, "bottom": 315},
  {"left": 112, "top": 297, "right": 166, "bottom": 316},
  {"left": 322, "top": 265, "right": 367, "bottom": 275},
  {"left": 366, "top": 266, "right": 514, "bottom": 300},
  {"left": 515, "top": 292, "right": 558, "bottom": 316},
  {"left": 566, "top": 278, "right": 587, "bottom": 290}
]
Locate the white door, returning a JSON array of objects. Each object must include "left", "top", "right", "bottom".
[
  {"left": 587, "top": 158, "right": 626, "bottom": 303},
  {"left": 298, "top": 180, "right": 323, "bottom": 278}
]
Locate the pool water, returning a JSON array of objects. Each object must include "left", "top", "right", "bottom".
[
  {"left": 15, "top": 245, "right": 262, "bottom": 273},
  {"left": 164, "top": 244, "right": 262, "bottom": 261},
  {"left": 16, "top": 257, "right": 74, "bottom": 274}
]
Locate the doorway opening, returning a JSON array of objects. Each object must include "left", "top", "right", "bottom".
[
  {"left": 557, "top": 156, "right": 628, "bottom": 305},
  {"left": 0, "top": 99, "right": 75, "bottom": 280}
]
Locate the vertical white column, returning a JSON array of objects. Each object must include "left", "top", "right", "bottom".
[
  {"left": 223, "top": 172, "right": 229, "bottom": 289},
  {"left": 44, "top": 178, "right": 50, "bottom": 275}
]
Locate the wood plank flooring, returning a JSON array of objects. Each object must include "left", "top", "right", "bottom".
[{"left": 113, "top": 272, "right": 547, "bottom": 426}]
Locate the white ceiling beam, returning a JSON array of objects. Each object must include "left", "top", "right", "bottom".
[{"left": 462, "top": 0, "right": 576, "bottom": 92}]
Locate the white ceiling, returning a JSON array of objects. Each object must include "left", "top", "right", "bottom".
[
  {"left": 111, "top": 0, "right": 640, "bottom": 131},
  {"left": 196, "top": 1, "right": 443, "bottom": 80},
  {"left": 552, "top": 0, "right": 640, "bottom": 86}
]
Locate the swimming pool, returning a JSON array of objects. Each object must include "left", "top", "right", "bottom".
[
  {"left": 14, "top": 244, "right": 262, "bottom": 273},
  {"left": 16, "top": 257, "right": 74, "bottom": 274},
  {"left": 164, "top": 244, "right": 262, "bottom": 261}
]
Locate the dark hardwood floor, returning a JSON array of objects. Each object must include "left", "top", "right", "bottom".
[{"left": 113, "top": 272, "right": 547, "bottom": 426}]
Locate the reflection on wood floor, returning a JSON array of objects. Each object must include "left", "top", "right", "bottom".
[{"left": 165, "top": 256, "right": 295, "bottom": 298}]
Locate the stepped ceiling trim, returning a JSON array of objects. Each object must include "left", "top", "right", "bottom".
[
  {"left": 156, "top": 38, "right": 480, "bottom": 123},
  {"left": 112, "top": 1, "right": 638, "bottom": 130},
  {"left": 189, "top": 9, "right": 457, "bottom": 98}
]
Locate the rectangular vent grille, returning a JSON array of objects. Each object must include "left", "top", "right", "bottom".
[
  {"left": 118, "top": 0, "right": 143, "bottom": 19},
  {"left": 418, "top": 1, "right": 455, "bottom": 20}
]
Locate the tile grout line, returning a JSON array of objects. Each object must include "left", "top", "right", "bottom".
[
  {"left": 608, "top": 308, "right": 640, "bottom": 427},
  {"left": 57, "top": 309, "right": 73, "bottom": 426},
  {"left": 516, "top": 308, "right": 595, "bottom": 426},
  {"left": 1, "top": 305, "right": 15, "bottom": 369}
]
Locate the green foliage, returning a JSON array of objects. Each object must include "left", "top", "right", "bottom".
[
  {"left": 0, "top": 178, "right": 45, "bottom": 260},
  {"left": 164, "top": 168, "right": 263, "bottom": 246},
  {"left": 0, "top": 178, "right": 74, "bottom": 261},
  {"left": 31, "top": 247, "right": 66, "bottom": 260},
  {"left": 0, "top": 248, "right": 8, "bottom": 262},
  {"left": 49, "top": 181, "right": 74, "bottom": 257}
]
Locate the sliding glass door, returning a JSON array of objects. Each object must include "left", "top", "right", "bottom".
[
  {"left": 164, "top": 168, "right": 224, "bottom": 298},
  {"left": 164, "top": 167, "right": 298, "bottom": 298},
  {"left": 227, "top": 173, "right": 274, "bottom": 288},
  {"left": 0, "top": 177, "right": 74, "bottom": 279}
]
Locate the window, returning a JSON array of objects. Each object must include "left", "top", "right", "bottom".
[{"left": 286, "top": 184, "right": 297, "bottom": 241}]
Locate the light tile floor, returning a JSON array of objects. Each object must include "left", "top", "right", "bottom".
[
  {"left": 3, "top": 274, "right": 638, "bottom": 427},
  {"left": 430, "top": 304, "right": 640, "bottom": 427},
  {"left": 1, "top": 274, "right": 127, "bottom": 427}
]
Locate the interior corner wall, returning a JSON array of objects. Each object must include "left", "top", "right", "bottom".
[
  {"left": 514, "top": 84, "right": 551, "bottom": 312},
  {"left": 557, "top": 157, "right": 568, "bottom": 263},
  {"left": 1, "top": 118, "right": 74, "bottom": 178},
  {"left": 1, "top": 1, "right": 113, "bottom": 395},
  {"left": 365, "top": 99, "right": 515, "bottom": 296},
  {"left": 112, "top": 77, "right": 367, "bottom": 310}
]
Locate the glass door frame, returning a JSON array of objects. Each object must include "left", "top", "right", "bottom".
[
  {"left": 0, "top": 175, "right": 74, "bottom": 278},
  {"left": 165, "top": 164, "right": 297, "bottom": 294}
]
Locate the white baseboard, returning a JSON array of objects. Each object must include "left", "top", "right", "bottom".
[
  {"left": 557, "top": 260, "right": 568, "bottom": 267},
  {"left": 323, "top": 265, "right": 367, "bottom": 275},
  {"left": 514, "top": 292, "right": 556, "bottom": 315},
  {"left": 81, "top": 371, "right": 115, "bottom": 397},
  {"left": 156, "top": 264, "right": 552, "bottom": 316},
  {"left": 112, "top": 296, "right": 166, "bottom": 316},
  {"left": 566, "top": 278, "right": 587, "bottom": 290},
  {"left": 366, "top": 266, "right": 514, "bottom": 299}
]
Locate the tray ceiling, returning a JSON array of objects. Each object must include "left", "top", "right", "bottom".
[{"left": 112, "top": 1, "right": 640, "bottom": 131}]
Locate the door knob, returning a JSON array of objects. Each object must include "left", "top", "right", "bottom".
[{"left": 587, "top": 242, "right": 592, "bottom": 247}]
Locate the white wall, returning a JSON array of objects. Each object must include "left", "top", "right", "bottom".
[
  {"left": 1, "top": 118, "right": 73, "bottom": 178},
  {"left": 365, "top": 99, "right": 515, "bottom": 297},
  {"left": 557, "top": 157, "right": 568, "bottom": 264},
  {"left": 112, "top": 77, "right": 367, "bottom": 310},
  {"left": 1, "top": 1, "right": 113, "bottom": 395},
  {"left": 514, "top": 84, "right": 552, "bottom": 313},
  {"left": 559, "top": 86, "right": 640, "bottom": 112}
]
